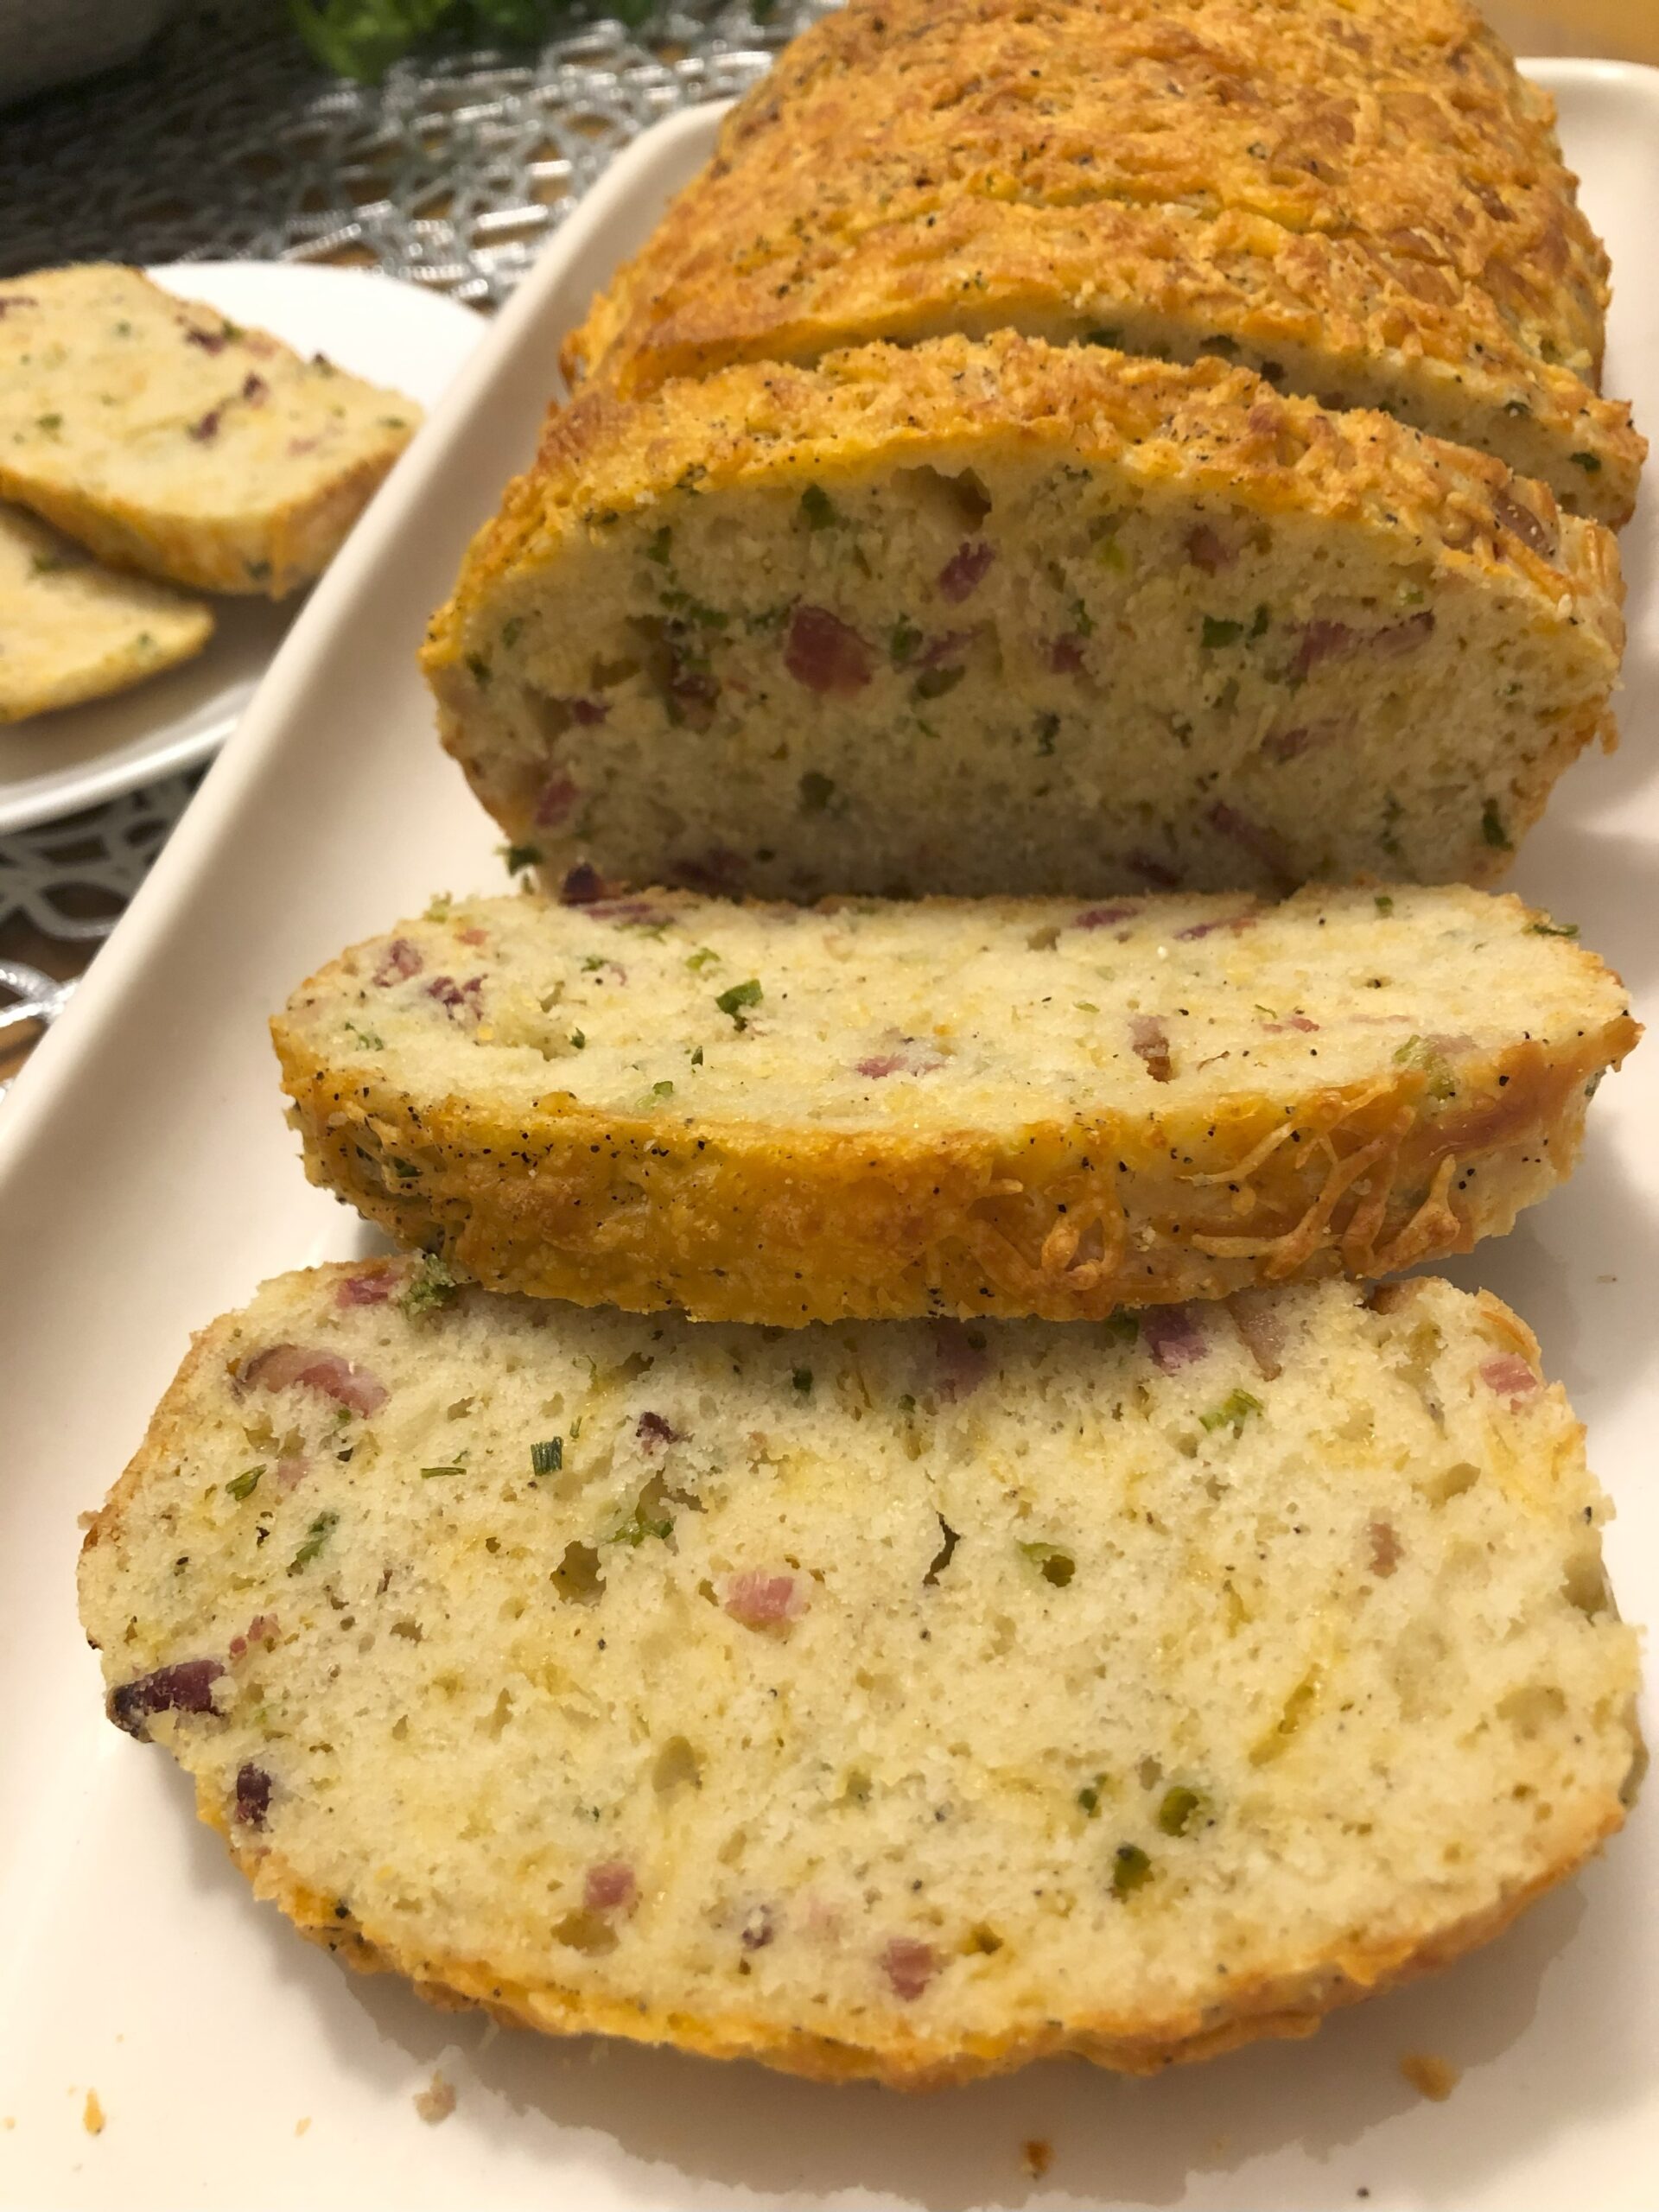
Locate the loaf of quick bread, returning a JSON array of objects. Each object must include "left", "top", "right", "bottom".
[
  {"left": 273, "top": 883, "right": 1637, "bottom": 1325},
  {"left": 0, "top": 266, "right": 419, "bottom": 595},
  {"left": 566, "top": 0, "right": 1643, "bottom": 523},
  {"left": 0, "top": 503, "right": 212, "bottom": 721},
  {"left": 423, "top": 334, "right": 1623, "bottom": 901},
  {"left": 79, "top": 1263, "right": 1642, "bottom": 2088}
]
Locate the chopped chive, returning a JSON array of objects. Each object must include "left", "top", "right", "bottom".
[
  {"left": 791, "top": 1367, "right": 813, "bottom": 1395},
  {"left": 501, "top": 842, "right": 542, "bottom": 874},
  {"left": 1199, "top": 1388, "right": 1264, "bottom": 1435},
  {"left": 799, "top": 483, "right": 838, "bottom": 530},
  {"left": 1157, "top": 1786, "right": 1209, "bottom": 1837},
  {"left": 531, "top": 1438, "right": 563, "bottom": 1476},
  {"left": 1571, "top": 451, "right": 1603, "bottom": 474},
  {"left": 685, "top": 946, "right": 720, "bottom": 972},
  {"left": 1111, "top": 1843, "right": 1154, "bottom": 1897},
  {"left": 1481, "top": 799, "right": 1512, "bottom": 851},
  {"left": 1527, "top": 919, "right": 1579, "bottom": 938},
  {"left": 1201, "top": 615, "right": 1244, "bottom": 649},
  {"left": 288, "top": 1510, "right": 339, "bottom": 1574},
  {"left": 420, "top": 1465, "right": 464, "bottom": 1479},
  {"left": 1374, "top": 893, "right": 1394, "bottom": 916},
  {"left": 569, "top": 1028, "right": 586, "bottom": 1049},
  {"left": 226, "top": 1466, "right": 264, "bottom": 1502},
  {"left": 715, "top": 977, "right": 763, "bottom": 1026}
]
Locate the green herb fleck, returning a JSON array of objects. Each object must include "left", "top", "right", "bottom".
[
  {"left": 424, "top": 892, "right": 453, "bottom": 921},
  {"left": 791, "top": 1367, "right": 813, "bottom": 1395},
  {"left": 421, "top": 1463, "right": 465, "bottom": 1479},
  {"left": 401, "top": 1254, "right": 459, "bottom": 1316},
  {"left": 466, "top": 653, "right": 492, "bottom": 687},
  {"left": 799, "top": 483, "right": 838, "bottom": 530},
  {"left": 500, "top": 616, "right": 524, "bottom": 648},
  {"left": 715, "top": 977, "right": 763, "bottom": 1027},
  {"left": 344, "top": 1020, "right": 385, "bottom": 1051},
  {"left": 1077, "top": 1779, "right": 1105, "bottom": 1816},
  {"left": 288, "top": 1510, "right": 339, "bottom": 1574},
  {"left": 1112, "top": 1843, "right": 1154, "bottom": 1897},
  {"left": 1034, "top": 711, "right": 1058, "bottom": 756},
  {"left": 1199, "top": 1388, "right": 1264, "bottom": 1435},
  {"left": 501, "top": 842, "right": 541, "bottom": 874},
  {"left": 1528, "top": 919, "right": 1579, "bottom": 938},
  {"left": 531, "top": 1438, "right": 563, "bottom": 1477},
  {"left": 685, "top": 946, "right": 721, "bottom": 973},
  {"left": 1250, "top": 603, "right": 1270, "bottom": 639},
  {"left": 1157, "top": 1786, "right": 1209, "bottom": 1837},
  {"left": 1481, "top": 799, "right": 1512, "bottom": 851},
  {"left": 226, "top": 1466, "right": 264, "bottom": 1502},
  {"left": 1374, "top": 893, "right": 1394, "bottom": 916},
  {"left": 1084, "top": 327, "right": 1122, "bottom": 346},
  {"left": 569, "top": 1028, "right": 586, "bottom": 1050},
  {"left": 897, "top": 1393, "right": 917, "bottom": 1414},
  {"left": 29, "top": 551, "right": 69, "bottom": 575},
  {"left": 1103, "top": 1312, "right": 1139, "bottom": 1346},
  {"left": 613, "top": 1503, "right": 672, "bottom": 1545},
  {"left": 391, "top": 1156, "right": 421, "bottom": 1179},
  {"left": 1075, "top": 1001, "right": 1099, "bottom": 1014},
  {"left": 645, "top": 524, "right": 672, "bottom": 565},
  {"left": 1019, "top": 1541, "right": 1076, "bottom": 1588},
  {"left": 1571, "top": 451, "right": 1603, "bottom": 474},
  {"left": 1201, "top": 615, "right": 1244, "bottom": 649},
  {"left": 650, "top": 1079, "right": 675, "bottom": 1100},
  {"left": 889, "top": 616, "right": 924, "bottom": 667},
  {"left": 799, "top": 769, "right": 836, "bottom": 813},
  {"left": 36, "top": 412, "right": 61, "bottom": 432},
  {"left": 912, "top": 664, "right": 964, "bottom": 702},
  {"left": 1393, "top": 1035, "right": 1457, "bottom": 1100},
  {"left": 690, "top": 1045, "right": 704, "bottom": 1066}
]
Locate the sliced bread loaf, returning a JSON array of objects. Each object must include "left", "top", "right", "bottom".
[
  {"left": 424, "top": 334, "right": 1623, "bottom": 901},
  {"left": 274, "top": 883, "right": 1637, "bottom": 1325},
  {"left": 0, "top": 266, "right": 419, "bottom": 596},
  {"left": 0, "top": 502, "right": 212, "bottom": 721},
  {"left": 566, "top": 0, "right": 1643, "bottom": 523},
  {"left": 78, "top": 1263, "right": 1642, "bottom": 2088}
]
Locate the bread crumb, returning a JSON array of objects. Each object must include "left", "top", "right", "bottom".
[
  {"left": 295, "top": 2117, "right": 311, "bottom": 2138},
  {"left": 414, "top": 2072, "right": 456, "bottom": 2125},
  {"left": 81, "top": 2090, "right": 105, "bottom": 2136},
  {"left": 1400, "top": 2051, "right": 1460, "bottom": 2101},
  {"left": 1020, "top": 2137, "right": 1052, "bottom": 2178},
  {"left": 77, "top": 1512, "right": 98, "bottom": 1532}
]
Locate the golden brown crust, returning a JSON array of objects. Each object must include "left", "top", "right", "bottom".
[
  {"left": 565, "top": 0, "right": 1641, "bottom": 520},
  {"left": 273, "top": 910, "right": 1638, "bottom": 1325},
  {"left": 213, "top": 1788, "right": 1622, "bottom": 2087}
]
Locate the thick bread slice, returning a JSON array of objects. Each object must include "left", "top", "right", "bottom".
[
  {"left": 274, "top": 884, "right": 1638, "bottom": 1325},
  {"left": 0, "top": 266, "right": 420, "bottom": 596},
  {"left": 566, "top": 0, "right": 1643, "bottom": 524},
  {"left": 78, "top": 1265, "right": 1642, "bottom": 2088},
  {"left": 423, "top": 334, "right": 1624, "bottom": 901},
  {"left": 0, "top": 503, "right": 212, "bottom": 721}
]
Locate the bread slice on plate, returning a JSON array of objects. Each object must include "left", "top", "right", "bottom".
[
  {"left": 423, "top": 334, "right": 1624, "bottom": 902},
  {"left": 78, "top": 1263, "right": 1642, "bottom": 2088},
  {"left": 566, "top": 0, "right": 1643, "bottom": 523},
  {"left": 0, "top": 502, "right": 213, "bottom": 722},
  {"left": 0, "top": 265, "right": 420, "bottom": 596},
  {"left": 274, "top": 883, "right": 1637, "bottom": 1325}
]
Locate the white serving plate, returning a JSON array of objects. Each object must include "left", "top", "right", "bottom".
[
  {"left": 2, "top": 65, "right": 1657, "bottom": 2212},
  {"left": 0, "top": 263, "right": 484, "bottom": 836}
]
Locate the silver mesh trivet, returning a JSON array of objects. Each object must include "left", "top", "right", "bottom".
[{"left": 0, "top": 3, "right": 819, "bottom": 1055}]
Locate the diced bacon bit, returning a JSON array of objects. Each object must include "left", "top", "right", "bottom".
[
  {"left": 1130, "top": 1014, "right": 1173, "bottom": 1082},
  {"left": 637, "top": 1410, "right": 680, "bottom": 1450},
  {"left": 722, "top": 1572, "right": 801, "bottom": 1629},
  {"left": 1140, "top": 1304, "right": 1208, "bottom": 1374},
  {"left": 1185, "top": 524, "right": 1238, "bottom": 575},
  {"left": 938, "top": 540, "right": 995, "bottom": 602},
  {"left": 372, "top": 937, "right": 423, "bottom": 985},
  {"left": 1261, "top": 719, "right": 1351, "bottom": 764},
  {"left": 535, "top": 774, "right": 580, "bottom": 826},
  {"left": 588, "top": 898, "right": 670, "bottom": 926},
  {"left": 918, "top": 627, "right": 977, "bottom": 669},
  {"left": 1264, "top": 1014, "right": 1319, "bottom": 1033},
  {"left": 931, "top": 1319, "right": 990, "bottom": 1402},
  {"left": 238, "top": 1344, "right": 389, "bottom": 1414},
  {"left": 288, "top": 435, "right": 320, "bottom": 457},
  {"left": 1480, "top": 1354, "right": 1540, "bottom": 1404},
  {"left": 854, "top": 1035, "right": 945, "bottom": 1079},
  {"left": 1492, "top": 491, "right": 1556, "bottom": 560},
  {"left": 583, "top": 1860, "right": 637, "bottom": 1911},
  {"left": 559, "top": 862, "right": 607, "bottom": 906},
  {"left": 740, "top": 1902, "right": 776, "bottom": 1950},
  {"left": 275, "top": 1456, "right": 308, "bottom": 1491},
  {"left": 234, "top": 1763, "right": 273, "bottom": 1827},
  {"left": 1291, "top": 619, "right": 1356, "bottom": 680},
  {"left": 855, "top": 1053, "right": 907, "bottom": 1078},
  {"left": 544, "top": 694, "right": 607, "bottom": 728},
  {"left": 0, "top": 294, "right": 38, "bottom": 315},
  {"left": 111, "top": 1660, "right": 224, "bottom": 1738},
  {"left": 1072, "top": 904, "right": 1138, "bottom": 931},
  {"left": 425, "top": 975, "right": 484, "bottom": 1020},
  {"left": 184, "top": 323, "right": 229, "bottom": 353},
  {"left": 457, "top": 925, "right": 489, "bottom": 947},
  {"left": 1228, "top": 1294, "right": 1285, "bottom": 1381},
  {"left": 880, "top": 1937, "right": 938, "bottom": 2000},
  {"left": 1208, "top": 802, "right": 1294, "bottom": 883},
  {"left": 1373, "top": 610, "right": 1436, "bottom": 655},
  {"left": 664, "top": 660, "right": 721, "bottom": 729},
  {"left": 336, "top": 1269, "right": 394, "bottom": 1307},
  {"left": 677, "top": 849, "right": 750, "bottom": 896},
  {"left": 1368, "top": 1521, "right": 1402, "bottom": 1578},
  {"left": 229, "top": 1613, "right": 281, "bottom": 1659},
  {"left": 1175, "top": 907, "right": 1259, "bottom": 942},
  {"left": 1049, "top": 633, "right": 1087, "bottom": 674},
  {"left": 188, "top": 408, "right": 221, "bottom": 444},
  {"left": 785, "top": 604, "right": 872, "bottom": 694},
  {"left": 242, "top": 372, "right": 268, "bottom": 404},
  {"left": 1128, "top": 850, "right": 1180, "bottom": 889}
]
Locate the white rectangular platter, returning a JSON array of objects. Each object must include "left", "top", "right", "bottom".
[{"left": 3, "top": 62, "right": 1657, "bottom": 2212}]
